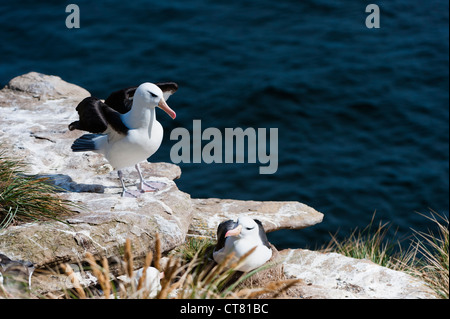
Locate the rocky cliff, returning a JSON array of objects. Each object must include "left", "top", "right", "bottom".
[{"left": 0, "top": 72, "right": 437, "bottom": 299}]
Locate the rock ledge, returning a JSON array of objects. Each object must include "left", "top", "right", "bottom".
[{"left": 0, "top": 72, "right": 437, "bottom": 299}]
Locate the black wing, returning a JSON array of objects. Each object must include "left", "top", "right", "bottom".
[
  {"left": 103, "top": 82, "right": 179, "bottom": 114},
  {"left": 104, "top": 86, "right": 137, "bottom": 114},
  {"left": 68, "top": 97, "right": 129, "bottom": 135},
  {"left": 156, "top": 82, "right": 178, "bottom": 101},
  {"left": 214, "top": 219, "right": 238, "bottom": 252},
  {"left": 254, "top": 219, "right": 271, "bottom": 249}
]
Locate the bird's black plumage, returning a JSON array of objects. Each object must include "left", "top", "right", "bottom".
[
  {"left": 69, "top": 97, "right": 129, "bottom": 135},
  {"left": 155, "top": 82, "right": 179, "bottom": 98},
  {"left": 215, "top": 219, "right": 238, "bottom": 251},
  {"left": 254, "top": 219, "right": 271, "bottom": 249},
  {"left": 104, "top": 86, "right": 137, "bottom": 114},
  {"left": 68, "top": 97, "right": 109, "bottom": 133}
]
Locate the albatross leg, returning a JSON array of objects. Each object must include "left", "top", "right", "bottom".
[
  {"left": 118, "top": 170, "right": 141, "bottom": 198},
  {"left": 135, "top": 163, "right": 166, "bottom": 192}
]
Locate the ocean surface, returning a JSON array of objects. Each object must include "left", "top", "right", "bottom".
[{"left": 1, "top": 0, "right": 448, "bottom": 250}]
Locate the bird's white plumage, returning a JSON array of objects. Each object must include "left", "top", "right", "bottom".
[
  {"left": 117, "top": 266, "right": 162, "bottom": 298},
  {"left": 213, "top": 216, "right": 272, "bottom": 272},
  {"left": 134, "top": 267, "right": 162, "bottom": 298},
  {"left": 70, "top": 82, "right": 177, "bottom": 197},
  {"left": 97, "top": 83, "right": 165, "bottom": 170}
]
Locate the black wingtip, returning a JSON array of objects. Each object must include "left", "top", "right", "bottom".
[
  {"left": 156, "top": 82, "right": 179, "bottom": 94},
  {"left": 68, "top": 121, "right": 79, "bottom": 131}
]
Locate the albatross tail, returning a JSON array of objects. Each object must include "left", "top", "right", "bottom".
[{"left": 71, "top": 134, "right": 107, "bottom": 152}]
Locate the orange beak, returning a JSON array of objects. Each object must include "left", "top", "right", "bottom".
[
  {"left": 158, "top": 98, "right": 176, "bottom": 119},
  {"left": 225, "top": 224, "right": 242, "bottom": 238}
]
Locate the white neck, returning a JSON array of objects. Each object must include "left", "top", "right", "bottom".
[{"left": 121, "top": 99, "right": 156, "bottom": 133}]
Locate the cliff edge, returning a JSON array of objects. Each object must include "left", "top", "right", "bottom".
[{"left": 0, "top": 72, "right": 436, "bottom": 299}]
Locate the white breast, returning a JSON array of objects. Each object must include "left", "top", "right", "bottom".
[
  {"left": 213, "top": 236, "right": 272, "bottom": 272},
  {"left": 233, "top": 239, "right": 272, "bottom": 272},
  {"left": 105, "top": 121, "right": 163, "bottom": 170}
]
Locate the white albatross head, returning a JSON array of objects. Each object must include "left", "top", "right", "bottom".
[
  {"left": 217, "top": 216, "right": 272, "bottom": 272},
  {"left": 225, "top": 216, "right": 260, "bottom": 240},
  {"left": 134, "top": 82, "right": 176, "bottom": 119}
]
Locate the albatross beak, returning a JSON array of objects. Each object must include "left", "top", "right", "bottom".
[
  {"left": 158, "top": 98, "right": 176, "bottom": 119},
  {"left": 225, "top": 224, "right": 242, "bottom": 238}
]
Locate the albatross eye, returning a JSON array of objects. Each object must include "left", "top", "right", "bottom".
[
  {"left": 246, "top": 227, "right": 254, "bottom": 230},
  {"left": 149, "top": 91, "right": 157, "bottom": 98}
]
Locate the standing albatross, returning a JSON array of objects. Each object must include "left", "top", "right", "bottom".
[{"left": 69, "top": 82, "right": 178, "bottom": 197}]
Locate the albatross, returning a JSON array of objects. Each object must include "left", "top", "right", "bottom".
[
  {"left": 213, "top": 216, "right": 272, "bottom": 272},
  {"left": 68, "top": 82, "right": 178, "bottom": 197}
]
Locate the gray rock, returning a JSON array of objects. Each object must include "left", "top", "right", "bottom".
[
  {"left": 5, "top": 71, "right": 90, "bottom": 102},
  {"left": 188, "top": 198, "right": 324, "bottom": 238},
  {"left": 0, "top": 187, "right": 192, "bottom": 268},
  {"left": 0, "top": 72, "right": 193, "bottom": 271},
  {"left": 280, "top": 249, "right": 438, "bottom": 299}
]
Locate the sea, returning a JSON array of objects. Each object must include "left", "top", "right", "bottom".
[{"left": 0, "top": 0, "right": 448, "bottom": 250}]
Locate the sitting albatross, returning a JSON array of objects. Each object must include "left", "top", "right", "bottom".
[
  {"left": 68, "top": 82, "right": 178, "bottom": 197},
  {"left": 213, "top": 216, "right": 272, "bottom": 272}
]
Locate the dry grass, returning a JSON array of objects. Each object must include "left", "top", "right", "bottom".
[
  {"left": 322, "top": 210, "right": 449, "bottom": 299},
  {"left": 321, "top": 212, "right": 403, "bottom": 269},
  {"left": 60, "top": 263, "right": 86, "bottom": 299},
  {"left": 57, "top": 235, "right": 299, "bottom": 299},
  {"left": 404, "top": 212, "right": 449, "bottom": 298}
]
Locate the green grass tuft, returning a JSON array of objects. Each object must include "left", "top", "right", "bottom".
[{"left": 0, "top": 149, "right": 77, "bottom": 229}]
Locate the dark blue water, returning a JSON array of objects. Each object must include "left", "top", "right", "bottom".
[{"left": 1, "top": 0, "right": 448, "bottom": 250}]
